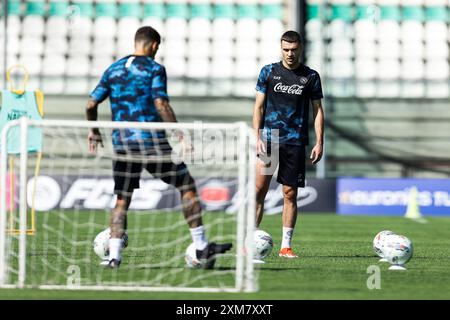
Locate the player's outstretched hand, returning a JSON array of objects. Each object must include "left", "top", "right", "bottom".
[
  {"left": 88, "top": 130, "right": 104, "bottom": 154},
  {"left": 310, "top": 144, "right": 323, "bottom": 164}
]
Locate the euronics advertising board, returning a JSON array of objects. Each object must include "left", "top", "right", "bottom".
[{"left": 337, "top": 178, "right": 450, "bottom": 216}]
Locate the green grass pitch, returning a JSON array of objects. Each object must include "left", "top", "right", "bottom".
[{"left": 0, "top": 212, "right": 449, "bottom": 300}]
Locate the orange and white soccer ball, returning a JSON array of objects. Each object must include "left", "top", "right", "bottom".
[
  {"left": 373, "top": 230, "right": 396, "bottom": 258},
  {"left": 253, "top": 230, "right": 273, "bottom": 260},
  {"left": 382, "top": 234, "right": 413, "bottom": 267}
]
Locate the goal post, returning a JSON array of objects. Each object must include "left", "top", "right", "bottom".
[{"left": 0, "top": 117, "right": 257, "bottom": 292}]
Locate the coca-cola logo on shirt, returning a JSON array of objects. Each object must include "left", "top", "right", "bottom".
[{"left": 273, "top": 83, "right": 304, "bottom": 95}]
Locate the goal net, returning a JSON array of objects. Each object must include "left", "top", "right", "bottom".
[{"left": 0, "top": 118, "right": 257, "bottom": 293}]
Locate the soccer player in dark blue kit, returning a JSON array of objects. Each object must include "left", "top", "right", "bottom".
[
  {"left": 85, "top": 26, "right": 231, "bottom": 268},
  {"left": 253, "top": 30, "right": 325, "bottom": 258}
]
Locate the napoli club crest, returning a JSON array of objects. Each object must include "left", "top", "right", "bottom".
[{"left": 299, "top": 77, "right": 308, "bottom": 85}]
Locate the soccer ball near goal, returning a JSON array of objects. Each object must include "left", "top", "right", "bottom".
[
  {"left": 93, "top": 227, "right": 128, "bottom": 261},
  {"left": 253, "top": 230, "right": 273, "bottom": 260},
  {"left": 373, "top": 230, "right": 396, "bottom": 260},
  {"left": 382, "top": 234, "right": 413, "bottom": 270},
  {"left": 185, "top": 243, "right": 202, "bottom": 269}
]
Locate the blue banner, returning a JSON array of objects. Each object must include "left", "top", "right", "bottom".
[{"left": 337, "top": 178, "right": 450, "bottom": 216}]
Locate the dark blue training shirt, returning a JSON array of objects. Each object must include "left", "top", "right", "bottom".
[
  {"left": 256, "top": 62, "right": 323, "bottom": 146},
  {"left": 90, "top": 55, "right": 169, "bottom": 150}
]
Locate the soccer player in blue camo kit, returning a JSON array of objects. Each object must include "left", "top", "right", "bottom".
[
  {"left": 86, "top": 26, "right": 232, "bottom": 268},
  {"left": 253, "top": 31, "right": 325, "bottom": 258}
]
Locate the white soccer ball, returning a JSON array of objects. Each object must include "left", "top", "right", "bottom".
[
  {"left": 382, "top": 234, "right": 413, "bottom": 266},
  {"left": 253, "top": 230, "right": 273, "bottom": 260},
  {"left": 373, "top": 230, "right": 396, "bottom": 257},
  {"left": 93, "top": 227, "right": 128, "bottom": 260},
  {"left": 185, "top": 243, "right": 202, "bottom": 269}
]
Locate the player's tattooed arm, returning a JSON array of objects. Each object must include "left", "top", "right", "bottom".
[
  {"left": 154, "top": 98, "right": 178, "bottom": 122},
  {"left": 252, "top": 91, "right": 266, "bottom": 155},
  {"left": 310, "top": 99, "right": 324, "bottom": 164},
  {"left": 86, "top": 98, "right": 103, "bottom": 153}
]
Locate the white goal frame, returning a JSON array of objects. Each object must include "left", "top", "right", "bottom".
[{"left": 0, "top": 117, "right": 257, "bottom": 293}]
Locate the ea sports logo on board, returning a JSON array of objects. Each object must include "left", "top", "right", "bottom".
[{"left": 274, "top": 82, "right": 303, "bottom": 95}]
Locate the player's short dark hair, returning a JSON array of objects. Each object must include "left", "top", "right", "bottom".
[
  {"left": 135, "top": 26, "right": 161, "bottom": 45},
  {"left": 281, "top": 30, "right": 303, "bottom": 45}
]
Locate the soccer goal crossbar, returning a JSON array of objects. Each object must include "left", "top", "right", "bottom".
[{"left": 0, "top": 117, "right": 257, "bottom": 293}]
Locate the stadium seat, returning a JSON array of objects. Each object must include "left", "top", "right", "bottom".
[
  {"left": 7, "top": 16, "right": 21, "bottom": 37},
  {"left": 355, "top": 58, "right": 377, "bottom": 79},
  {"left": 424, "top": 21, "right": 448, "bottom": 41},
  {"left": 233, "top": 80, "right": 256, "bottom": 97},
  {"left": 68, "top": 16, "right": 93, "bottom": 38},
  {"left": 328, "top": 39, "right": 354, "bottom": 59},
  {"left": 187, "top": 58, "right": 210, "bottom": 79},
  {"left": 327, "top": 59, "right": 354, "bottom": 79},
  {"left": 20, "top": 36, "right": 44, "bottom": 57},
  {"left": 189, "top": 18, "right": 212, "bottom": 41},
  {"left": 355, "top": 81, "right": 377, "bottom": 98},
  {"left": 6, "top": 35, "right": 20, "bottom": 56},
  {"left": 377, "top": 59, "right": 400, "bottom": 80},
  {"left": 327, "top": 81, "right": 355, "bottom": 98},
  {"left": 236, "top": 19, "right": 259, "bottom": 41},
  {"left": 305, "top": 58, "right": 323, "bottom": 75},
  {"left": 211, "top": 58, "right": 234, "bottom": 78},
  {"left": 260, "top": 19, "right": 284, "bottom": 41},
  {"left": 209, "top": 79, "right": 233, "bottom": 97},
  {"left": 46, "top": 16, "right": 68, "bottom": 38},
  {"left": 328, "top": 20, "right": 354, "bottom": 40},
  {"left": 165, "top": 57, "right": 187, "bottom": 78},
  {"left": 354, "top": 20, "right": 377, "bottom": 41},
  {"left": 401, "top": 59, "right": 425, "bottom": 80},
  {"left": 164, "top": 40, "right": 187, "bottom": 59},
  {"left": 377, "top": 40, "right": 401, "bottom": 59},
  {"left": 93, "top": 37, "right": 116, "bottom": 58},
  {"left": 234, "top": 58, "right": 260, "bottom": 79},
  {"left": 186, "top": 80, "right": 209, "bottom": 97},
  {"left": 212, "top": 18, "right": 235, "bottom": 40},
  {"left": 69, "top": 37, "right": 92, "bottom": 57},
  {"left": 65, "top": 78, "right": 90, "bottom": 95},
  {"left": 425, "top": 41, "right": 448, "bottom": 59},
  {"left": 42, "top": 77, "right": 65, "bottom": 94},
  {"left": 91, "top": 57, "right": 114, "bottom": 77},
  {"left": 117, "top": 17, "right": 141, "bottom": 43},
  {"left": 66, "top": 56, "right": 90, "bottom": 77},
  {"left": 18, "top": 56, "right": 42, "bottom": 76},
  {"left": 167, "top": 79, "right": 186, "bottom": 97},
  {"left": 377, "top": 81, "right": 400, "bottom": 98},
  {"left": 212, "top": 40, "right": 233, "bottom": 58},
  {"left": 377, "top": 20, "right": 400, "bottom": 41},
  {"left": 187, "top": 40, "right": 210, "bottom": 60},
  {"left": 116, "top": 39, "right": 135, "bottom": 58},
  {"left": 305, "top": 19, "right": 322, "bottom": 41},
  {"left": 401, "top": 40, "right": 424, "bottom": 59},
  {"left": 235, "top": 39, "right": 258, "bottom": 60},
  {"left": 45, "top": 37, "right": 68, "bottom": 55},
  {"left": 93, "top": 17, "right": 117, "bottom": 39},
  {"left": 22, "top": 16, "right": 45, "bottom": 38},
  {"left": 42, "top": 54, "right": 66, "bottom": 76},
  {"left": 401, "top": 21, "right": 424, "bottom": 42},
  {"left": 165, "top": 18, "right": 188, "bottom": 40},
  {"left": 425, "top": 60, "right": 449, "bottom": 80},
  {"left": 401, "top": 82, "right": 425, "bottom": 98},
  {"left": 426, "top": 82, "right": 449, "bottom": 98},
  {"left": 354, "top": 40, "right": 377, "bottom": 59}
]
